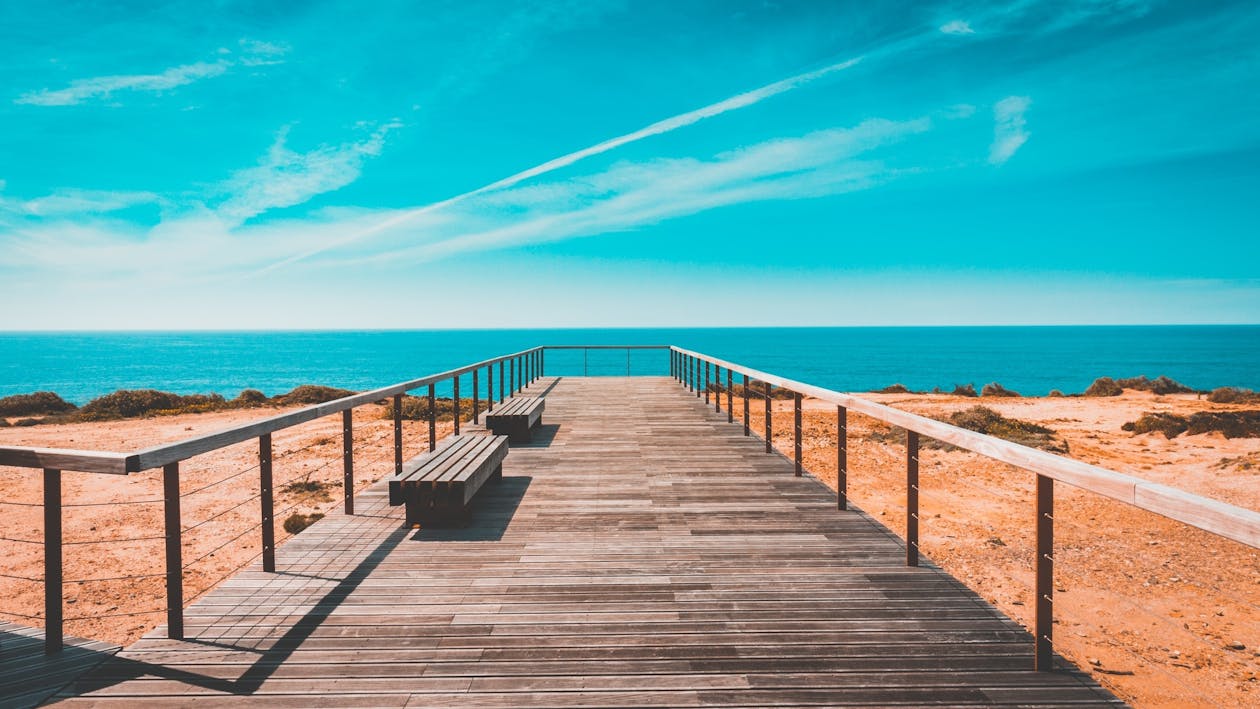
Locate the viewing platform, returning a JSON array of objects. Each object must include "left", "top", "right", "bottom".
[{"left": 36, "top": 375, "right": 1116, "bottom": 706}]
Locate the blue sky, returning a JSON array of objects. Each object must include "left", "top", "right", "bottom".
[{"left": 1, "top": 0, "right": 1257, "bottom": 329}]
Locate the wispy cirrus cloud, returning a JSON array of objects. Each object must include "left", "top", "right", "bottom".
[
  {"left": 989, "top": 96, "right": 1031, "bottom": 164},
  {"left": 0, "top": 187, "right": 159, "bottom": 217},
  {"left": 14, "top": 39, "right": 287, "bottom": 107},
  {"left": 216, "top": 120, "right": 402, "bottom": 223},
  {"left": 257, "top": 54, "right": 865, "bottom": 273}
]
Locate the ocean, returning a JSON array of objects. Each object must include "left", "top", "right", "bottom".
[{"left": 1, "top": 326, "right": 1258, "bottom": 404}]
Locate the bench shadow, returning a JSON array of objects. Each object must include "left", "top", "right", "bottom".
[
  {"left": 51, "top": 523, "right": 412, "bottom": 700},
  {"left": 409, "top": 475, "right": 531, "bottom": 543},
  {"left": 514, "top": 423, "right": 560, "bottom": 448}
]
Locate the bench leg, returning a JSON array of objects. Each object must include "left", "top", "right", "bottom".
[{"left": 491, "top": 463, "right": 503, "bottom": 483}]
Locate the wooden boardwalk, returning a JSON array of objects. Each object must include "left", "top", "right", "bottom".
[
  {"left": 0, "top": 622, "right": 117, "bottom": 709},
  {"left": 48, "top": 377, "right": 1119, "bottom": 707}
]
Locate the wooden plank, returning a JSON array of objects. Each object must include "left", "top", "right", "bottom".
[{"left": 0, "top": 446, "right": 133, "bottom": 475}]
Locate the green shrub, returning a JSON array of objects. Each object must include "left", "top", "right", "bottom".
[
  {"left": 13, "top": 418, "right": 42, "bottom": 427},
  {"left": 1083, "top": 377, "right": 1123, "bottom": 397},
  {"left": 980, "top": 382, "right": 1020, "bottom": 397},
  {"left": 1115, "top": 375, "right": 1195, "bottom": 395},
  {"left": 1123, "top": 411, "right": 1260, "bottom": 439},
  {"left": 1047, "top": 389, "right": 1065, "bottom": 397},
  {"left": 232, "top": 389, "right": 269, "bottom": 407},
  {"left": 1206, "top": 387, "right": 1260, "bottom": 404},
  {"left": 875, "top": 383, "right": 914, "bottom": 394},
  {"left": 951, "top": 384, "right": 978, "bottom": 397},
  {"left": 281, "top": 480, "right": 335, "bottom": 501},
  {"left": 383, "top": 395, "right": 479, "bottom": 422},
  {"left": 0, "top": 418, "right": 8, "bottom": 427},
  {"left": 273, "top": 385, "right": 356, "bottom": 406},
  {"left": 944, "top": 406, "right": 1067, "bottom": 452},
  {"left": 77, "top": 390, "right": 228, "bottom": 421},
  {"left": 283, "top": 512, "right": 325, "bottom": 534},
  {"left": 0, "top": 391, "right": 77, "bottom": 417}
]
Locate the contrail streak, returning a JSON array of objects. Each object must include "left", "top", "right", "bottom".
[{"left": 254, "top": 56, "right": 862, "bottom": 274}]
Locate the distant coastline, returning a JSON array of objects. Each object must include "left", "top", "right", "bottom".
[{"left": 2, "top": 325, "right": 1258, "bottom": 402}]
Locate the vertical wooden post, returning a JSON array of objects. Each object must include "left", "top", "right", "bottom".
[
  {"left": 511, "top": 358, "right": 517, "bottom": 394},
  {"left": 704, "top": 362, "right": 710, "bottom": 404},
  {"left": 342, "top": 411, "right": 354, "bottom": 516},
  {"left": 453, "top": 376, "right": 461, "bottom": 435},
  {"left": 742, "top": 374, "right": 750, "bottom": 436},
  {"left": 499, "top": 360, "right": 505, "bottom": 402},
  {"left": 714, "top": 366, "right": 721, "bottom": 413},
  {"left": 687, "top": 356, "right": 694, "bottom": 392},
  {"left": 541, "top": 349, "right": 545, "bottom": 378},
  {"left": 671, "top": 351, "right": 676, "bottom": 379},
  {"left": 260, "top": 435, "right": 275, "bottom": 572},
  {"left": 764, "top": 383, "right": 772, "bottom": 453},
  {"left": 487, "top": 366, "right": 494, "bottom": 412},
  {"left": 43, "top": 468, "right": 62, "bottom": 654},
  {"left": 837, "top": 407, "right": 848, "bottom": 511},
  {"left": 162, "top": 462, "right": 184, "bottom": 640},
  {"left": 473, "top": 369, "right": 480, "bottom": 423},
  {"left": 906, "top": 431, "right": 919, "bottom": 567},
  {"left": 1036, "top": 474, "right": 1055, "bottom": 671},
  {"left": 695, "top": 358, "right": 701, "bottom": 398},
  {"left": 428, "top": 384, "right": 437, "bottom": 452},
  {"left": 393, "top": 394, "right": 403, "bottom": 475},
  {"left": 794, "top": 392, "right": 803, "bottom": 476},
  {"left": 727, "top": 370, "right": 733, "bottom": 423}
]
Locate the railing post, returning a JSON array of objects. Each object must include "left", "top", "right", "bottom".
[
  {"left": 742, "top": 374, "right": 750, "bottom": 436},
  {"left": 473, "top": 369, "right": 480, "bottom": 423},
  {"left": 764, "top": 383, "right": 772, "bottom": 453},
  {"left": 342, "top": 410, "right": 354, "bottom": 516},
  {"left": 260, "top": 435, "right": 275, "bottom": 572},
  {"left": 43, "top": 468, "right": 62, "bottom": 654},
  {"left": 906, "top": 430, "right": 919, "bottom": 567},
  {"left": 695, "top": 358, "right": 701, "bottom": 398},
  {"left": 727, "top": 370, "right": 733, "bottom": 423},
  {"left": 499, "top": 360, "right": 505, "bottom": 402},
  {"left": 714, "top": 366, "right": 721, "bottom": 413},
  {"left": 393, "top": 394, "right": 403, "bottom": 475},
  {"left": 704, "top": 362, "right": 710, "bottom": 404},
  {"left": 687, "top": 356, "right": 694, "bottom": 392},
  {"left": 428, "top": 383, "right": 437, "bottom": 452},
  {"left": 162, "top": 462, "right": 184, "bottom": 640},
  {"left": 453, "top": 376, "right": 461, "bottom": 435},
  {"left": 794, "top": 392, "right": 803, "bottom": 476},
  {"left": 487, "top": 365, "right": 494, "bottom": 412},
  {"left": 512, "top": 357, "right": 517, "bottom": 393},
  {"left": 1036, "top": 474, "right": 1055, "bottom": 671},
  {"left": 837, "top": 406, "right": 848, "bottom": 511},
  {"left": 541, "top": 348, "right": 545, "bottom": 378}
]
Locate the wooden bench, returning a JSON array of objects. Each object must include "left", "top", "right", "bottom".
[
  {"left": 484, "top": 396, "right": 545, "bottom": 442},
  {"left": 387, "top": 434, "right": 509, "bottom": 527}
]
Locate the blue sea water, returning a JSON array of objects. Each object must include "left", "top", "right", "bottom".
[{"left": 0, "top": 326, "right": 1257, "bottom": 404}]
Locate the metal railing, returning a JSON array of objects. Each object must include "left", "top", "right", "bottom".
[
  {"left": 0, "top": 347, "right": 548, "bottom": 653},
  {"left": 667, "top": 346, "right": 1260, "bottom": 673}
]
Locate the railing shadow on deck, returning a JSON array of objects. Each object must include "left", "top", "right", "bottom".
[
  {"left": 411, "top": 475, "right": 532, "bottom": 542},
  {"left": 54, "top": 524, "right": 412, "bottom": 700}
]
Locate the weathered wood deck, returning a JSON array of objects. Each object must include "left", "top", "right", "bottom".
[{"left": 47, "top": 377, "right": 1118, "bottom": 707}]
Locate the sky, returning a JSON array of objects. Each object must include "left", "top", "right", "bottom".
[{"left": 1, "top": 0, "right": 1257, "bottom": 329}]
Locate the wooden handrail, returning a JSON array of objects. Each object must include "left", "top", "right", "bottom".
[{"left": 670, "top": 346, "right": 1260, "bottom": 550}]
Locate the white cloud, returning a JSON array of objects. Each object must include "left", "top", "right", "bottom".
[
  {"left": 0, "top": 188, "right": 158, "bottom": 217},
  {"left": 257, "top": 54, "right": 865, "bottom": 272},
  {"left": 989, "top": 95, "right": 1031, "bottom": 164},
  {"left": 216, "top": 121, "right": 401, "bottom": 222},
  {"left": 15, "top": 40, "right": 288, "bottom": 106},
  {"left": 940, "top": 19, "right": 975, "bottom": 34}
]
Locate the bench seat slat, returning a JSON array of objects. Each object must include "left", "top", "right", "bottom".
[{"left": 485, "top": 396, "right": 545, "bottom": 443}]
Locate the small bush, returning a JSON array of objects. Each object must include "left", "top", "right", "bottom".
[
  {"left": 384, "top": 395, "right": 481, "bottom": 422},
  {"left": 1206, "top": 387, "right": 1260, "bottom": 404},
  {"left": 77, "top": 390, "right": 228, "bottom": 421},
  {"left": 951, "top": 384, "right": 978, "bottom": 397},
  {"left": 1115, "top": 375, "right": 1196, "bottom": 395},
  {"left": 875, "top": 383, "right": 914, "bottom": 394},
  {"left": 1123, "top": 411, "right": 1260, "bottom": 439},
  {"left": 945, "top": 405, "right": 1067, "bottom": 452},
  {"left": 281, "top": 480, "right": 335, "bottom": 501},
  {"left": 1047, "top": 389, "right": 1065, "bottom": 397},
  {"left": 0, "top": 391, "right": 78, "bottom": 417},
  {"left": 274, "top": 385, "right": 356, "bottom": 406},
  {"left": 980, "top": 382, "right": 1020, "bottom": 398},
  {"left": 0, "top": 418, "right": 8, "bottom": 427},
  {"left": 232, "top": 389, "right": 269, "bottom": 407},
  {"left": 283, "top": 512, "right": 325, "bottom": 534},
  {"left": 1083, "top": 377, "right": 1123, "bottom": 397},
  {"left": 13, "top": 418, "right": 42, "bottom": 427}
]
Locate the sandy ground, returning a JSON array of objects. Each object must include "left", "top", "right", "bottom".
[{"left": 2, "top": 390, "right": 1258, "bottom": 707}]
